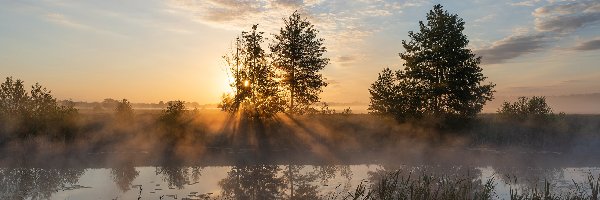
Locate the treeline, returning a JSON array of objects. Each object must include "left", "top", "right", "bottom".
[
  {"left": 59, "top": 99, "right": 211, "bottom": 111},
  {"left": 0, "top": 76, "right": 596, "bottom": 155},
  {"left": 0, "top": 77, "right": 202, "bottom": 144}
]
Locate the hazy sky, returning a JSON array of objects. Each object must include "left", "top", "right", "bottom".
[{"left": 1, "top": 0, "right": 599, "bottom": 110}]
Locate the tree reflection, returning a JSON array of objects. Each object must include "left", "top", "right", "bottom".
[
  {"left": 284, "top": 165, "right": 319, "bottom": 200},
  {"left": 313, "top": 165, "right": 352, "bottom": 184},
  {"left": 217, "top": 164, "right": 352, "bottom": 200},
  {"left": 110, "top": 162, "right": 139, "bottom": 192},
  {"left": 219, "top": 165, "right": 284, "bottom": 200},
  {"left": 0, "top": 167, "right": 84, "bottom": 200},
  {"left": 155, "top": 165, "right": 203, "bottom": 189}
]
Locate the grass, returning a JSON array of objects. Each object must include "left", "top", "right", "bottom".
[{"left": 342, "top": 171, "right": 600, "bottom": 200}]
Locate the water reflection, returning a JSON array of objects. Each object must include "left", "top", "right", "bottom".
[
  {"left": 217, "top": 164, "right": 353, "bottom": 200},
  {"left": 156, "top": 164, "right": 204, "bottom": 189},
  {"left": 0, "top": 167, "right": 85, "bottom": 200},
  {"left": 219, "top": 165, "right": 285, "bottom": 199},
  {"left": 110, "top": 161, "right": 139, "bottom": 192},
  {"left": 0, "top": 163, "right": 598, "bottom": 199}
]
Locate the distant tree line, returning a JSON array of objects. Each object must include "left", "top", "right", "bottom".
[
  {"left": 60, "top": 98, "right": 207, "bottom": 111},
  {"left": 0, "top": 76, "right": 204, "bottom": 142}
]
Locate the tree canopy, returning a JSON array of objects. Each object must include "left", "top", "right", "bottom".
[
  {"left": 497, "top": 96, "right": 562, "bottom": 122},
  {"left": 270, "top": 11, "right": 329, "bottom": 114},
  {"left": 114, "top": 99, "right": 134, "bottom": 123},
  {"left": 0, "top": 77, "right": 78, "bottom": 139},
  {"left": 219, "top": 25, "right": 285, "bottom": 120},
  {"left": 369, "top": 4, "right": 495, "bottom": 122}
]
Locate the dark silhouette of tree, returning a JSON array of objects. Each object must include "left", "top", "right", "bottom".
[
  {"left": 102, "top": 98, "right": 119, "bottom": 110},
  {"left": 219, "top": 165, "right": 285, "bottom": 200},
  {"left": 220, "top": 25, "right": 285, "bottom": 119},
  {"left": 110, "top": 162, "right": 139, "bottom": 192},
  {"left": 497, "top": 96, "right": 562, "bottom": 122},
  {"left": 270, "top": 11, "right": 329, "bottom": 114},
  {"left": 368, "top": 68, "right": 393, "bottom": 116},
  {"left": 369, "top": 5, "right": 495, "bottom": 123},
  {"left": 0, "top": 77, "right": 28, "bottom": 117},
  {"left": 283, "top": 165, "right": 319, "bottom": 200},
  {"left": 160, "top": 100, "right": 187, "bottom": 124},
  {"left": 0, "top": 77, "right": 78, "bottom": 139},
  {"left": 156, "top": 165, "right": 203, "bottom": 189},
  {"left": 0, "top": 167, "right": 85, "bottom": 199},
  {"left": 114, "top": 99, "right": 134, "bottom": 123}
]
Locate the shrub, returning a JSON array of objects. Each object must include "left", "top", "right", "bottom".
[
  {"left": 114, "top": 99, "right": 134, "bottom": 123},
  {"left": 497, "top": 96, "right": 563, "bottom": 122},
  {"left": 0, "top": 77, "right": 79, "bottom": 140}
]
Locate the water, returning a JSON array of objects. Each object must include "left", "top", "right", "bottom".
[{"left": 2, "top": 164, "right": 600, "bottom": 199}]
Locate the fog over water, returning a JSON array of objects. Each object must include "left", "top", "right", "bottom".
[{"left": 1, "top": 110, "right": 600, "bottom": 199}]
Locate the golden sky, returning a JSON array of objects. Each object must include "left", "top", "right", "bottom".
[{"left": 1, "top": 0, "right": 600, "bottom": 113}]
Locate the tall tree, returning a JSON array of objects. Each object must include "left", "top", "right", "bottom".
[
  {"left": 270, "top": 11, "right": 329, "bottom": 113},
  {"left": 220, "top": 25, "right": 284, "bottom": 119},
  {"left": 369, "top": 4, "right": 495, "bottom": 122}
]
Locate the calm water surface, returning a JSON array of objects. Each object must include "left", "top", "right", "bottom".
[{"left": 2, "top": 164, "right": 600, "bottom": 200}]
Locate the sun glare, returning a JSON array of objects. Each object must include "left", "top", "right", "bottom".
[{"left": 244, "top": 80, "right": 249, "bottom": 87}]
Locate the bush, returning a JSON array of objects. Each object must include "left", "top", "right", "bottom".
[
  {"left": 0, "top": 77, "right": 79, "bottom": 140},
  {"left": 160, "top": 100, "right": 187, "bottom": 124},
  {"left": 497, "top": 96, "right": 563, "bottom": 122},
  {"left": 114, "top": 99, "right": 134, "bottom": 123}
]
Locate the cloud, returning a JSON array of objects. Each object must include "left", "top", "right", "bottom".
[
  {"left": 333, "top": 54, "right": 364, "bottom": 66},
  {"left": 475, "top": 34, "right": 549, "bottom": 64},
  {"left": 572, "top": 39, "right": 600, "bottom": 51},
  {"left": 44, "top": 12, "right": 124, "bottom": 37},
  {"left": 509, "top": 0, "right": 540, "bottom": 7},
  {"left": 271, "top": 0, "right": 322, "bottom": 8},
  {"left": 535, "top": 12, "right": 600, "bottom": 33},
  {"left": 326, "top": 79, "right": 340, "bottom": 86},
  {"left": 336, "top": 55, "right": 357, "bottom": 63},
  {"left": 44, "top": 13, "right": 90, "bottom": 29},
  {"left": 533, "top": 0, "right": 600, "bottom": 33},
  {"left": 166, "top": 0, "right": 425, "bottom": 51},
  {"left": 480, "top": 0, "right": 600, "bottom": 64},
  {"left": 169, "top": 0, "right": 266, "bottom": 24},
  {"left": 473, "top": 13, "right": 496, "bottom": 24}
]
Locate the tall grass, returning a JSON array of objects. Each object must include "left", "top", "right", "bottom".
[{"left": 344, "top": 171, "right": 600, "bottom": 200}]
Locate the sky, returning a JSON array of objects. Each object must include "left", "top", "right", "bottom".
[{"left": 1, "top": 0, "right": 599, "bottom": 113}]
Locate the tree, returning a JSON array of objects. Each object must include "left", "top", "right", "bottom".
[
  {"left": 160, "top": 100, "right": 187, "bottom": 124},
  {"left": 270, "top": 11, "right": 329, "bottom": 113},
  {"left": 220, "top": 25, "right": 285, "bottom": 119},
  {"left": 0, "top": 77, "right": 28, "bottom": 117},
  {"left": 0, "top": 77, "right": 78, "bottom": 139},
  {"left": 102, "top": 98, "right": 119, "bottom": 110},
  {"left": 369, "top": 4, "right": 495, "bottom": 122},
  {"left": 114, "top": 99, "right": 134, "bottom": 123},
  {"left": 369, "top": 68, "right": 409, "bottom": 120},
  {"left": 219, "top": 165, "right": 285, "bottom": 200},
  {"left": 497, "top": 96, "right": 561, "bottom": 122}
]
